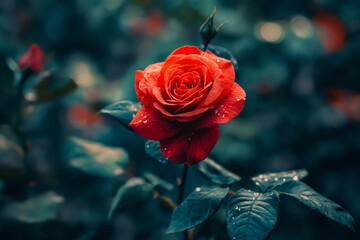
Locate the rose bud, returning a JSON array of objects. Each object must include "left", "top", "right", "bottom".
[
  {"left": 18, "top": 44, "right": 44, "bottom": 73},
  {"left": 130, "top": 46, "right": 246, "bottom": 165}
]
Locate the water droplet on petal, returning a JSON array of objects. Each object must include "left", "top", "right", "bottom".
[
  {"left": 222, "top": 114, "right": 225, "bottom": 118},
  {"left": 143, "top": 120, "right": 148, "bottom": 123},
  {"left": 216, "top": 58, "right": 220, "bottom": 62}
]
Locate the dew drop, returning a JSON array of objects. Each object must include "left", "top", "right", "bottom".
[
  {"left": 283, "top": 178, "right": 286, "bottom": 182},
  {"left": 222, "top": 114, "right": 225, "bottom": 118},
  {"left": 259, "top": 175, "right": 263, "bottom": 178},
  {"left": 146, "top": 144, "right": 150, "bottom": 149},
  {"left": 214, "top": 109, "right": 219, "bottom": 114},
  {"left": 236, "top": 98, "right": 241, "bottom": 101},
  {"left": 235, "top": 206, "right": 238, "bottom": 210},
  {"left": 274, "top": 177, "right": 278, "bottom": 181},
  {"left": 254, "top": 192, "right": 259, "bottom": 197},
  {"left": 264, "top": 178, "right": 268, "bottom": 182},
  {"left": 188, "top": 138, "right": 191, "bottom": 141},
  {"left": 195, "top": 187, "right": 201, "bottom": 192},
  {"left": 164, "top": 148, "right": 167, "bottom": 151},
  {"left": 293, "top": 176, "right": 299, "bottom": 181},
  {"left": 216, "top": 59, "right": 220, "bottom": 63},
  {"left": 143, "top": 120, "right": 148, "bottom": 123},
  {"left": 255, "top": 182, "right": 260, "bottom": 186}
]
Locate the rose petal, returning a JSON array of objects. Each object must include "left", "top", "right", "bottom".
[
  {"left": 136, "top": 63, "right": 163, "bottom": 106},
  {"left": 129, "top": 106, "right": 182, "bottom": 140},
  {"left": 196, "top": 57, "right": 235, "bottom": 108},
  {"left": 193, "top": 82, "right": 246, "bottom": 128},
  {"left": 18, "top": 44, "right": 44, "bottom": 73},
  {"left": 153, "top": 101, "right": 211, "bottom": 121},
  {"left": 168, "top": 46, "right": 203, "bottom": 57},
  {"left": 160, "top": 125, "right": 219, "bottom": 165}
]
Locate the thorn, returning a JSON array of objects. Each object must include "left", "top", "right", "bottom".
[
  {"left": 160, "top": 196, "right": 177, "bottom": 209},
  {"left": 216, "top": 20, "right": 229, "bottom": 32},
  {"left": 210, "top": 7, "right": 217, "bottom": 19},
  {"left": 188, "top": 227, "right": 196, "bottom": 240},
  {"left": 229, "top": 190, "right": 236, "bottom": 195},
  {"left": 177, "top": 177, "right": 182, "bottom": 186},
  {"left": 153, "top": 190, "right": 160, "bottom": 199}
]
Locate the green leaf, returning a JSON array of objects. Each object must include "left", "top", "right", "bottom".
[
  {"left": 145, "top": 140, "right": 169, "bottom": 164},
  {"left": 100, "top": 101, "right": 142, "bottom": 129},
  {"left": 143, "top": 171, "right": 174, "bottom": 191},
  {"left": 251, "top": 169, "right": 308, "bottom": 192},
  {"left": 3, "top": 191, "right": 64, "bottom": 223},
  {"left": 198, "top": 158, "right": 241, "bottom": 186},
  {"left": 35, "top": 72, "right": 77, "bottom": 102},
  {"left": 275, "top": 181, "right": 355, "bottom": 231},
  {"left": 108, "top": 178, "right": 153, "bottom": 219},
  {"left": 227, "top": 189, "right": 280, "bottom": 240},
  {"left": 65, "top": 137, "right": 129, "bottom": 178},
  {"left": 167, "top": 185, "right": 229, "bottom": 233}
]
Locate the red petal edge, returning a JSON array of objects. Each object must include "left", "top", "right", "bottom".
[
  {"left": 129, "top": 106, "right": 182, "bottom": 141},
  {"left": 160, "top": 125, "right": 220, "bottom": 165},
  {"left": 193, "top": 82, "right": 246, "bottom": 128}
]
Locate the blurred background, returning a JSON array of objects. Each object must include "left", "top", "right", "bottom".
[{"left": 0, "top": 0, "right": 359, "bottom": 239}]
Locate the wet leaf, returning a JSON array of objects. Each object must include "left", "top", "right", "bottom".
[
  {"left": 145, "top": 140, "right": 169, "bottom": 165},
  {"left": 3, "top": 191, "right": 64, "bottom": 223},
  {"left": 65, "top": 137, "right": 129, "bottom": 178},
  {"left": 275, "top": 181, "right": 355, "bottom": 231},
  {"left": 143, "top": 171, "right": 174, "bottom": 191},
  {"left": 227, "top": 189, "right": 279, "bottom": 240},
  {"left": 100, "top": 101, "right": 142, "bottom": 129},
  {"left": 108, "top": 178, "right": 153, "bottom": 219},
  {"left": 198, "top": 158, "right": 241, "bottom": 186},
  {"left": 167, "top": 185, "right": 229, "bottom": 233},
  {"left": 251, "top": 169, "right": 308, "bottom": 192}
]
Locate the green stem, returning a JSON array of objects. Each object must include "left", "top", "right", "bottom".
[
  {"left": 13, "top": 69, "right": 33, "bottom": 180},
  {"left": 177, "top": 164, "right": 189, "bottom": 240}
]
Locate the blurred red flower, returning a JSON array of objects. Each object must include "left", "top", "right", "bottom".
[
  {"left": 130, "top": 46, "right": 246, "bottom": 165},
  {"left": 313, "top": 12, "right": 347, "bottom": 52},
  {"left": 18, "top": 44, "right": 44, "bottom": 73}
]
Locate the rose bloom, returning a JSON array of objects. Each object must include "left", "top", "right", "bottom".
[
  {"left": 130, "top": 46, "right": 246, "bottom": 165},
  {"left": 18, "top": 44, "right": 44, "bottom": 73}
]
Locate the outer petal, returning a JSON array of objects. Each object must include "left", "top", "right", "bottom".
[
  {"left": 160, "top": 125, "right": 219, "bottom": 165},
  {"left": 193, "top": 82, "right": 246, "bottom": 128},
  {"left": 135, "top": 63, "right": 163, "bottom": 106},
  {"left": 196, "top": 56, "right": 235, "bottom": 108},
  {"left": 153, "top": 101, "right": 211, "bottom": 122},
  {"left": 129, "top": 106, "right": 182, "bottom": 140},
  {"left": 167, "top": 46, "right": 203, "bottom": 57}
]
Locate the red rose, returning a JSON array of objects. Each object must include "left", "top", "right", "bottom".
[
  {"left": 130, "top": 46, "right": 246, "bottom": 165},
  {"left": 18, "top": 44, "right": 44, "bottom": 73}
]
